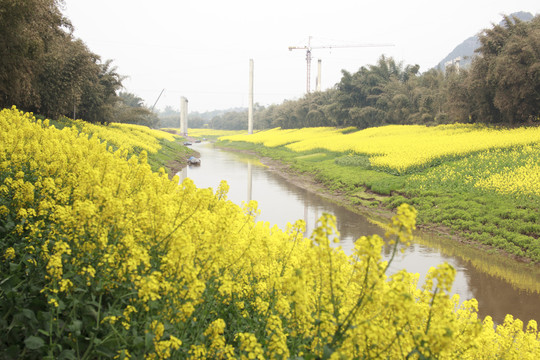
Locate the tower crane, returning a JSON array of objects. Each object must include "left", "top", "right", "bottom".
[{"left": 288, "top": 36, "right": 394, "bottom": 93}]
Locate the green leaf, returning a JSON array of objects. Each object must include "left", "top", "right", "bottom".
[
  {"left": 68, "top": 320, "right": 83, "bottom": 335},
  {"left": 58, "top": 349, "right": 77, "bottom": 360},
  {"left": 24, "top": 335, "right": 45, "bottom": 350},
  {"left": 22, "top": 308, "right": 37, "bottom": 322}
]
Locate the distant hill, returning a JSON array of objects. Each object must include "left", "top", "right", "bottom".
[{"left": 436, "top": 11, "right": 535, "bottom": 71}]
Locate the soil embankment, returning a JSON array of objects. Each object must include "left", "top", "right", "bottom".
[{"left": 166, "top": 148, "right": 200, "bottom": 178}]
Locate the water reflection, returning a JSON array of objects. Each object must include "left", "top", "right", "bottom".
[
  {"left": 247, "top": 162, "right": 252, "bottom": 202},
  {"left": 178, "top": 142, "right": 540, "bottom": 326}
]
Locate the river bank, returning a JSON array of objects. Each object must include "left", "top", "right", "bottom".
[
  {"left": 161, "top": 135, "right": 201, "bottom": 178},
  {"left": 212, "top": 126, "right": 540, "bottom": 266},
  {"left": 214, "top": 144, "right": 495, "bottom": 253}
]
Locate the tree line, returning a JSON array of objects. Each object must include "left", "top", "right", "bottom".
[
  {"left": 0, "top": 0, "right": 157, "bottom": 126},
  {"left": 2, "top": 3, "right": 537, "bottom": 130},
  {"left": 210, "top": 14, "right": 539, "bottom": 130}
]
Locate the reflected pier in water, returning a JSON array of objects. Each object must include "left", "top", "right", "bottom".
[
  {"left": 247, "top": 162, "right": 252, "bottom": 202},
  {"left": 178, "top": 142, "right": 540, "bottom": 326}
]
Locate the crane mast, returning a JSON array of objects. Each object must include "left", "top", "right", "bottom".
[
  {"left": 288, "top": 36, "right": 394, "bottom": 93},
  {"left": 305, "top": 37, "right": 312, "bottom": 93}
]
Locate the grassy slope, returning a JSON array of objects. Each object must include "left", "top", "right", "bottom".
[
  {"left": 147, "top": 136, "right": 197, "bottom": 178},
  {"left": 216, "top": 140, "right": 540, "bottom": 264}
]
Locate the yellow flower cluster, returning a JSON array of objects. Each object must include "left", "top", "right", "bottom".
[
  {"left": 221, "top": 125, "right": 540, "bottom": 174},
  {"left": 222, "top": 127, "right": 350, "bottom": 148},
  {"left": 409, "top": 144, "right": 540, "bottom": 197},
  {"left": 3, "top": 247, "right": 15, "bottom": 261},
  {"left": 76, "top": 120, "right": 177, "bottom": 154},
  {"left": 1, "top": 107, "right": 539, "bottom": 358},
  {"left": 475, "top": 162, "right": 540, "bottom": 196}
]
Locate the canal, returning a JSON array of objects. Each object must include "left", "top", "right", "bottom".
[{"left": 177, "top": 142, "right": 540, "bottom": 326}]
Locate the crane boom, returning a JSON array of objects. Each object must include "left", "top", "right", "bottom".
[
  {"left": 288, "top": 43, "right": 394, "bottom": 51},
  {"left": 288, "top": 36, "right": 394, "bottom": 93}
]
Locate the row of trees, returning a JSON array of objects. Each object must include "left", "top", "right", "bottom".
[
  {"left": 158, "top": 106, "right": 255, "bottom": 130},
  {"left": 0, "top": 0, "right": 157, "bottom": 126},
  {"left": 210, "top": 14, "right": 539, "bottom": 130},
  {"left": 3, "top": 3, "right": 536, "bottom": 129}
]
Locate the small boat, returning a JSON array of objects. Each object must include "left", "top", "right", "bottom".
[{"left": 187, "top": 156, "right": 201, "bottom": 165}]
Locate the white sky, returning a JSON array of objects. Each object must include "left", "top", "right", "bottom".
[{"left": 61, "top": 0, "right": 539, "bottom": 113}]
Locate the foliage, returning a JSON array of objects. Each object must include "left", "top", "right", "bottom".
[
  {"left": 466, "top": 15, "right": 540, "bottom": 124},
  {"left": 158, "top": 107, "right": 208, "bottom": 130},
  {"left": 0, "top": 0, "right": 68, "bottom": 110},
  {"left": 334, "top": 154, "right": 371, "bottom": 169},
  {"left": 36, "top": 36, "right": 101, "bottom": 119},
  {"left": 211, "top": 110, "right": 249, "bottom": 130},
  {"left": 0, "top": 0, "right": 132, "bottom": 124},
  {"left": 112, "top": 92, "right": 160, "bottom": 128},
  {"left": 204, "top": 104, "right": 266, "bottom": 130},
  {"left": 2, "top": 107, "right": 539, "bottom": 358}
]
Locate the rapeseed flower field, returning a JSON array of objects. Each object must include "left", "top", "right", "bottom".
[
  {"left": 78, "top": 121, "right": 177, "bottom": 155},
  {"left": 408, "top": 144, "right": 540, "bottom": 198},
  {"left": 221, "top": 125, "right": 540, "bottom": 177},
  {"left": 222, "top": 127, "right": 350, "bottom": 148},
  {"left": 1, "top": 108, "right": 539, "bottom": 358}
]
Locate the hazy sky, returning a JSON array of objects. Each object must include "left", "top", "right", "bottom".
[{"left": 61, "top": 1, "right": 539, "bottom": 113}]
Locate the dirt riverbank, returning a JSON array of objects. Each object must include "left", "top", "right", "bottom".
[
  {"left": 165, "top": 136, "right": 200, "bottom": 179},
  {"left": 166, "top": 151, "right": 199, "bottom": 178}
]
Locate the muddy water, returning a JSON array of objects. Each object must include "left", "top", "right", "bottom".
[{"left": 177, "top": 142, "right": 540, "bottom": 326}]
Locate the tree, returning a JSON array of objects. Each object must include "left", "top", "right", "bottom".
[
  {"left": 304, "top": 91, "right": 331, "bottom": 127},
  {"left": 37, "top": 36, "right": 100, "bottom": 119},
  {"left": 334, "top": 56, "right": 418, "bottom": 128},
  {"left": 119, "top": 91, "right": 145, "bottom": 108},
  {"left": 77, "top": 59, "right": 124, "bottom": 123},
  {"left": 446, "top": 67, "right": 474, "bottom": 123},
  {"left": 255, "top": 104, "right": 276, "bottom": 129},
  {"left": 0, "top": 0, "right": 131, "bottom": 124},
  {"left": 490, "top": 16, "right": 540, "bottom": 123},
  {"left": 412, "top": 68, "right": 447, "bottom": 124},
  {"left": 112, "top": 92, "right": 159, "bottom": 128},
  {"left": 0, "top": 0, "right": 69, "bottom": 109},
  {"left": 468, "top": 15, "right": 540, "bottom": 124},
  {"left": 211, "top": 110, "right": 248, "bottom": 130}
]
